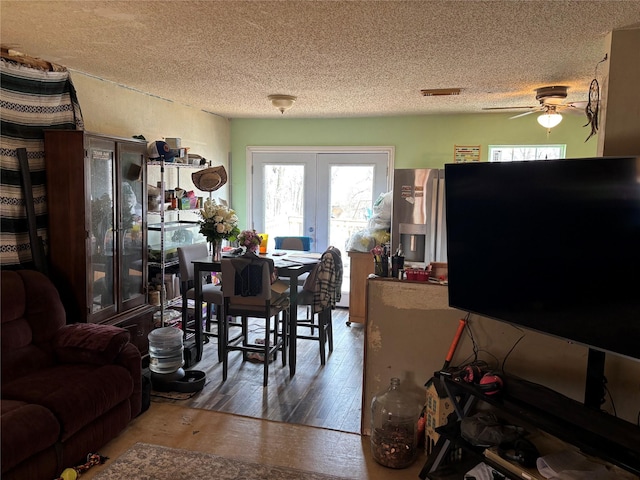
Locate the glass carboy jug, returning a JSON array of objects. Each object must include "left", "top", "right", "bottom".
[{"left": 370, "top": 377, "right": 422, "bottom": 468}]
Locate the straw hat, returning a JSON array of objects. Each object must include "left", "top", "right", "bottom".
[{"left": 191, "top": 166, "right": 227, "bottom": 192}]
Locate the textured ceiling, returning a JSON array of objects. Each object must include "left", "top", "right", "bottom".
[{"left": 1, "top": 1, "right": 640, "bottom": 119}]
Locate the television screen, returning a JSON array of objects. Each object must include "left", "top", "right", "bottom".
[{"left": 445, "top": 157, "right": 640, "bottom": 361}]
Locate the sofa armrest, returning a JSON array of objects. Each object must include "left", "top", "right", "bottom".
[
  {"left": 54, "top": 323, "right": 130, "bottom": 365},
  {"left": 115, "top": 343, "right": 143, "bottom": 418}
]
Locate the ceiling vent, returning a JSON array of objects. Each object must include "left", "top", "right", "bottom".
[{"left": 421, "top": 88, "right": 461, "bottom": 97}]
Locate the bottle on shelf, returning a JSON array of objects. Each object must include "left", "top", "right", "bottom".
[{"left": 392, "top": 244, "right": 405, "bottom": 279}]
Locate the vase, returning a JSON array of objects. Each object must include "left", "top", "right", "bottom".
[
  {"left": 209, "top": 240, "right": 222, "bottom": 261},
  {"left": 374, "top": 257, "right": 389, "bottom": 277}
]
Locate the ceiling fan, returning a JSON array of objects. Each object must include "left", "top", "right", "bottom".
[{"left": 483, "top": 86, "right": 587, "bottom": 128}]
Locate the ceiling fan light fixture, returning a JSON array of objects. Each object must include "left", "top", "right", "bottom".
[
  {"left": 535, "top": 86, "right": 568, "bottom": 104},
  {"left": 268, "top": 94, "right": 297, "bottom": 114},
  {"left": 537, "top": 112, "right": 563, "bottom": 129}
]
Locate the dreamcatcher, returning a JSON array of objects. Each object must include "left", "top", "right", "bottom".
[
  {"left": 584, "top": 54, "right": 607, "bottom": 142},
  {"left": 584, "top": 79, "right": 600, "bottom": 141}
]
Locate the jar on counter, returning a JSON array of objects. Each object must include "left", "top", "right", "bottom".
[{"left": 370, "top": 377, "right": 423, "bottom": 468}]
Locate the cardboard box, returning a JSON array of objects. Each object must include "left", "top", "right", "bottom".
[{"left": 179, "top": 197, "right": 191, "bottom": 210}]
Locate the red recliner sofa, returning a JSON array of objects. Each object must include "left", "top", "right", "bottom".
[{"left": 1, "top": 270, "right": 142, "bottom": 480}]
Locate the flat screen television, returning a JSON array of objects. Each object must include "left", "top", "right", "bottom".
[{"left": 444, "top": 156, "right": 640, "bottom": 362}]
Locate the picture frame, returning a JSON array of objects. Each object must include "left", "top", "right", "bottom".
[{"left": 454, "top": 145, "right": 481, "bottom": 163}]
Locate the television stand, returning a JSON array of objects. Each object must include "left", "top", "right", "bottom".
[
  {"left": 419, "top": 371, "right": 640, "bottom": 479},
  {"left": 584, "top": 348, "right": 606, "bottom": 409}
]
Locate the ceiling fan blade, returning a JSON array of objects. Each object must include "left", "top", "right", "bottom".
[
  {"left": 564, "top": 106, "right": 587, "bottom": 115},
  {"left": 557, "top": 101, "right": 585, "bottom": 109},
  {"left": 561, "top": 101, "right": 595, "bottom": 114},
  {"left": 510, "top": 110, "right": 536, "bottom": 119},
  {"left": 482, "top": 106, "right": 538, "bottom": 111}
]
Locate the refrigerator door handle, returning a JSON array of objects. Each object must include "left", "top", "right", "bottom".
[{"left": 435, "top": 173, "right": 447, "bottom": 263}]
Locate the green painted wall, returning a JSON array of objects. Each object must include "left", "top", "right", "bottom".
[{"left": 230, "top": 113, "right": 597, "bottom": 219}]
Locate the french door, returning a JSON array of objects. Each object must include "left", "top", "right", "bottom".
[
  {"left": 249, "top": 147, "right": 391, "bottom": 252},
  {"left": 248, "top": 147, "right": 392, "bottom": 304}
]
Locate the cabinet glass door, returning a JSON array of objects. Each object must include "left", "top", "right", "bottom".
[
  {"left": 118, "top": 143, "right": 145, "bottom": 309},
  {"left": 88, "top": 140, "right": 116, "bottom": 315}
]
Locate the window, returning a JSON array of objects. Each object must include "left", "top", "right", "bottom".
[{"left": 488, "top": 145, "right": 566, "bottom": 162}]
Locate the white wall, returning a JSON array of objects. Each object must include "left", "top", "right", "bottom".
[
  {"left": 70, "top": 72, "right": 231, "bottom": 200},
  {"left": 598, "top": 28, "right": 640, "bottom": 157}
]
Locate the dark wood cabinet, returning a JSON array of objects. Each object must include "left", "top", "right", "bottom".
[
  {"left": 44, "top": 130, "right": 154, "bottom": 353},
  {"left": 116, "top": 308, "right": 154, "bottom": 356}
]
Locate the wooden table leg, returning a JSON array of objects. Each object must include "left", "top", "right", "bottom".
[
  {"left": 288, "top": 270, "right": 299, "bottom": 377},
  {"left": 193, "top": 263, "right": 204, "bottom": 362}
]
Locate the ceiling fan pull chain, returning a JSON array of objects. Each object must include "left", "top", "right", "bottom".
[{"left": 594, "top": 53, "right": 608, "bottom": 79}]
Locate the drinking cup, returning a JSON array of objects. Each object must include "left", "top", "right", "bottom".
[{"left": 259, "top": 233, "right": 269, "bottom": 254}]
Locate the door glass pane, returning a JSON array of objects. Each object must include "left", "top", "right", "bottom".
[
  {"left": 329, "top": 165, "right": 374, "bottom": 253},
  {"left": 90, "top": 148, "right": 115, "bottom": 312},
  {"left": 120, "top": 147, "right": 144, "bottom": 303},
  {"left": 329, "top": 165, "right": 375, "bottom": 305},
  {"left": 263, "top": 164, "right": 305, "bottom": 247}
]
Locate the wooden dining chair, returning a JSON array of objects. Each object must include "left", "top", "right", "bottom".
[
  {"left": 274, "top": 236, "right": 314, "bottom": 317},
  {"left": 274, "top": 236, "right": 312, "bottom": 251},
  {"left": 295, "top": 246, "right": 343, "bottom": 365},
  {"left": 220, "top": 254, "right": 290, "bottom": 386},
  {"left": 177, "top": 243, "right": 225, "bottom": 361}
]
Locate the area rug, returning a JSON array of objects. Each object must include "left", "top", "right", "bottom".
[{"left": 93, "top": 442, "right": 351, "bottom": 480}]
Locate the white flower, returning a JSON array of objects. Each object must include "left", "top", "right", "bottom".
[{"left": 198, "top": 198, "right": 240, "bottom": 242}]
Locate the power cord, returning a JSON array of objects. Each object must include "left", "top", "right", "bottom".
[{"left": 501, "top": 325, "right": 526, "bottom": 375}]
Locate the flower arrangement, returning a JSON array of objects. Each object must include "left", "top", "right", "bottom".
[
  {"left": 197, "top": 198, "right": 240, "bottom": 243},
  {"left": 370, "top": 244, "right": 387, "bottom": 262},
  {"left": 237, "top": 229, "right": 262, "bottom": 252}
]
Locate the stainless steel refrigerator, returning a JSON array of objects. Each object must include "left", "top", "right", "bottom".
[{"left": 391, "top": 168, "right": 447, "bottom": 267}]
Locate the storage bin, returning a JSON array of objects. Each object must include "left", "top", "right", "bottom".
[{"left": 148, "top": 221, "right": 204, "bottom": 263}]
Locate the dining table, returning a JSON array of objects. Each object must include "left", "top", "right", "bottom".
[{"left": 191, "top": 250, "right": 321, "bottom": 377}]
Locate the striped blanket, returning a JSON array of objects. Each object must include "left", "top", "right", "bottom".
[{"left": 0, "top": 57, "right": 83, "bottom": 267}]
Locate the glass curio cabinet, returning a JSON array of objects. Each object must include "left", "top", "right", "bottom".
[{"left": 44, "top": 130, "right": 154, "bottom": 355}]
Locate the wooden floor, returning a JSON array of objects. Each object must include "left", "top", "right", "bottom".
[
  {"left": 152, "top": 306, "right": 365, "bottom": 434},
  {"left": 82, "top": 402, "right": 427, "bottom": 480}
]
